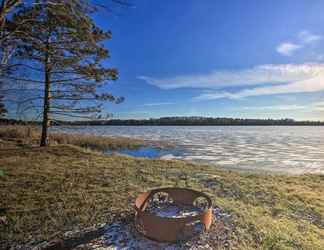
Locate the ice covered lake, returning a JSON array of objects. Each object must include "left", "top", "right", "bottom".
[{"left": 53, "top": 126, "right": 324, "bottom": 174}]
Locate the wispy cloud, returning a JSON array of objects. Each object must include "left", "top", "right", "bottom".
[
  {"left": 276, "top": 30, "right": 322, "bottom": 56},
  {"left": 194, "top": 74, "right": 324, "bottom": 100},
  {"left": 140, "top": 64, "right": 324, "bottom": 100},
  {"left": 298, "top": 30, "right": 322, "bottom": 44},
  {"left": 276, "top": 42, "right": 301, "bottom": 56},
  {"left": 312, "top": 101, "right": 324, "bottom": 111},
  {"left": 241, "top": 101, "right": 324, "bottom": 112},
  {"left": 242, "top": 104, "right": 306, "bottom": 111},
  {"left": 138, "top": 64, "right": 324, "bottom": 90},
  {"left": 117, "top": 110, "right": 148, "bottom": 114},
  {"left": 140, "top": 63, "right": 324, "bottom": 100},
  {"left": 141, "top": 102, "right": 175, "bottom": 106}
]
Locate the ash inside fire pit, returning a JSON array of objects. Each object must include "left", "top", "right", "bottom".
[{"left": 146, "top": 192, "right": 209, "bottom": 218}]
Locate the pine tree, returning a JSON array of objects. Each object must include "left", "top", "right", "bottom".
[
  {"left": 11, "top": 0, "right": 122, "bottom": 146},
  {"left": 0, "top": 0, "right": 22, "bottom": 117}
]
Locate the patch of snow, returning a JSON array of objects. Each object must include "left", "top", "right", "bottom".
[
  {"left": 148, "top": 204, "right": 201, "bottom": 218},
  {"left": 101, "top": 221, "right": 212, "bottom": 250},
  {"left": 71, "top": 194, "right": 234, "bottom": 250},
  {"left": 76, "top": 208, "right": 232, "bottom": 250}
]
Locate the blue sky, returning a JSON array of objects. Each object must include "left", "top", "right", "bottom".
[{"left": 95, "top": 1, "right": 324, "bottom": 120}]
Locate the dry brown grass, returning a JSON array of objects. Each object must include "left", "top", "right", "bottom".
[
  {"left": 0, "top": 125, "right": 146, "bottom": 150},
  {"left": 0, "top": 133, "right": 323, "bottom": 249}
]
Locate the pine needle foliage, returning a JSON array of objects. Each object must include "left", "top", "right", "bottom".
[{"left": 11, "top": 0, "right": 122, "bottom": 146}]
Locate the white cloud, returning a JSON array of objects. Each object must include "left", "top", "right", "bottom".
[
  {"left": 312, "top": 101, "right": 324, "bottom": 111},
  {"left": 276, "top": 42, "right": 301, "bottom": 56},
  {"left": 298, "top": 30, "right": 322, "bottom": 44},
  {"left": 139, "top": 63, "right": 324, "bottom": 91},
  {"left": 314, "top": 101, "right": 324, "bottom": 107},
  {"left": 139, "top": 63, "right": 324, "bottom": 101},
  {"left": 242, "top": 104, "right": 306, "bottom": 111},
  {"left": 141, "top": 102, "right": 175, "bottom": 106},
  {"left": 240, "top": 101, "right": 324, "bottom": 112},
  {"left": 276, "top": 30, "right": 322, "bottom": 56},
  {"left": 194, "top": 75, "right": 324, "bottom": 100}
]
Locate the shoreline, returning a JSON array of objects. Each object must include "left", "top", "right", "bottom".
[
  {"left": 1, "top": 126, "right": 324, "bottom": 249},
  {"left": 2, "top": 125, "right": 323, "bottom": 175}
]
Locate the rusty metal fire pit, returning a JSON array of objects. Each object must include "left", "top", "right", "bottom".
[{"left": 134, "top": 187, "right": 213, "bottom": 242}]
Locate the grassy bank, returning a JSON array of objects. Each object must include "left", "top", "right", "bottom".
[
  {"left": 0, "top": 126, "right": 147, "bottom": 150},
  {"left": 0, "top": 128, "right": 323, "bottom": 249}
]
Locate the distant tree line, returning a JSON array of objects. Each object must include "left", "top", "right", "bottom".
[
  {"left": 2, "top": 116, "right": 323, "bottom": 126},
  {"left": 65, "top": 117, "right": 324, "bottom": 126},
  {"left": 0, "top": 117, "right": 39, "bottom": 125}
]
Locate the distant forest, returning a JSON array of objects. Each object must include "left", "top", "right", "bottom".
[{"left": 1, "top": 117, "right": 324, "bottom": 126}]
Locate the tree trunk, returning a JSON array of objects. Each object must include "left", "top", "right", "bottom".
[{"left": 40, "top": 51, "right": 50, "bottom": 146}]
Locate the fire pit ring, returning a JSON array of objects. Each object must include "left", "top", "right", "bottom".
[{"left": 134, "top": 187, "right": 213, "bottom": 242}]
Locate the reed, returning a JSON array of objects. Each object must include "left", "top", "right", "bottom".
[{"left": 0, "top": 125, "right": 145, "bottom": 150}]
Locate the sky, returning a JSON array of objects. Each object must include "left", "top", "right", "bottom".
[{"left": 91, "top": 0, "right": 324, "bottom": 121}]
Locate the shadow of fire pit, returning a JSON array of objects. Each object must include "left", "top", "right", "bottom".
[{"left": 134, "top": 187, "right": 213, "bottom": 243}]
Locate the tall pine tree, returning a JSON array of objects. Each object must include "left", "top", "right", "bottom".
[
  {"left": 0, "top": 0, "right": 23, "bottom": 117},
  {"left": 11, "top": 0, "right": 122, "bottom": 146}
]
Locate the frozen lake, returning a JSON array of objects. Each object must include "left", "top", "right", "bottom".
[{"left": 53, "top": 126, "right": 324, "bottom": 174}]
